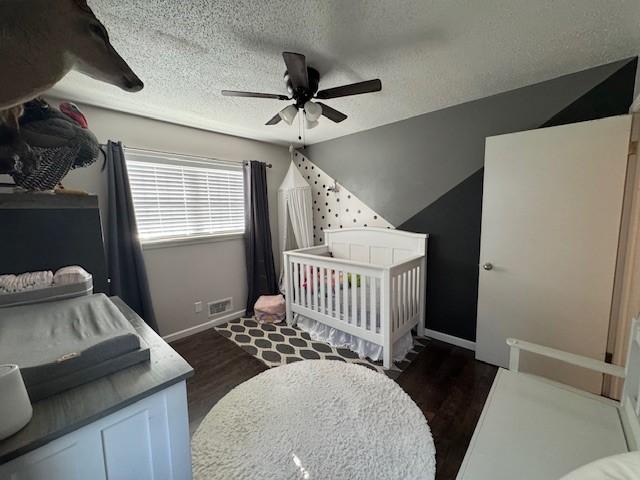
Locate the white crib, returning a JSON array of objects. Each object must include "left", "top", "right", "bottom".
[{"left": 283, "top": 227, "right": 428, "bottom": 369}]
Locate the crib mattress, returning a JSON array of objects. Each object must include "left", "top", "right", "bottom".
[{"left": 0, "top": 293, "right": 149, "bottom": 401}]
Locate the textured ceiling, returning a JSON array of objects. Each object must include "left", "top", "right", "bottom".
[{"left": 50, "top": 0, "right": 640, "bottom": 145}]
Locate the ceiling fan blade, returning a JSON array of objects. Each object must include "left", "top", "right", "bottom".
[
  {"left": 316, "top": 102, "right": 347, "bottom": 123},
  {"left": 265, "top": 113, "right": 282, "bottom": 125},
  {"left": 282, "top": 52, "right": 309, "bottom": 90},
  {"left": 316, "top": 79, "right": 382, "bottom": 99},
  {"left": 222, "top": 90, "right": 289, "bottom": 100}
]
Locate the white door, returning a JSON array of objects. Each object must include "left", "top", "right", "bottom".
[{"left": 476, "top": 115, "right": 632, "bottom": 393}]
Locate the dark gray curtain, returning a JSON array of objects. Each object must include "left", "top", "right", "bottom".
[
  {"left": 244, "top": 160, "right": 278, "bottom": 316},
  {"left": 105, "top": 141, "right": 158, "bottom": 332}
]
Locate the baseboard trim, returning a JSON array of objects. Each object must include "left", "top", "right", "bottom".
[
  {"left": 163, "top": 309, "right": 245, "bottom": 343},
  {"left": 425, "top": 328, "right": 476, "bottom": 351}
]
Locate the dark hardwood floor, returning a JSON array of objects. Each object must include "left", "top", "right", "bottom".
[{"left": 171, "top": 329, "right": 496, "bottom": 480}]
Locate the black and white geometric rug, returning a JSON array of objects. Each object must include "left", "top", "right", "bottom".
[{"left": 215, "top": 317, "right": 428, "bottom": 380}]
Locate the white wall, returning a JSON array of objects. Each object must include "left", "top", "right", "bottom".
[{"left": 45, "top": 99, "right": 290, "bottom": 337}]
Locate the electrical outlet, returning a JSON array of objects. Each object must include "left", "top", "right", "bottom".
[{"left": 194, "top": 301, "right": 203, "bottom": 313}]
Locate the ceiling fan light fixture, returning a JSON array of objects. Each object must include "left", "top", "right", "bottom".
[
  {"left": 305, "top": 117, "right": 319, "bottom": 130},
  {"left": 304, "top": 101, "right": 322, "bottom": 122},
  {"left": 279, "top": 104, "right": 298, "bottom": 125}
]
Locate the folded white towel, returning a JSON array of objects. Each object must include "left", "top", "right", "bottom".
[
  {"left": 0, "top": 271, "right": 53, "bottom": 293},
  {"left": 53, "top": 266, "right": 91, "bottom": 286}
]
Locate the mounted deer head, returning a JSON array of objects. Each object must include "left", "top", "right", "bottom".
[{"left": 0, "top": 0, "right": 144, "bottom": 110}]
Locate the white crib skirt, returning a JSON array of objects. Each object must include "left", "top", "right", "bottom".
[{"left": 296, "top": 314, "right": 414, "bottom": 362}]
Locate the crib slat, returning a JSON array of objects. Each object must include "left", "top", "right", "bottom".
[
  {"left": 343, "top": 271, "right": 349, "bottom": 324},
  {"left": 334, "top": 269, "right": 339, "bottom": 319},
  {"left": 294, "top": 262, "right": 300, "bottom": 305},
  {"left": 361, "top": 275, "right": 367, "bottom": 328},
  {"left": 320, "top": 267, "right": 326, "bottom": 315},
  {"left": 352, "top": 273, "right": 358, "bottom": 326},
  {"left": 398, "top": 273, "right": 403, "bottom": 328},
  {"left": 391, "top": 276, "right": 397, "bottom": 331},
  {"left": 407, "top": 269, "right": 412, "bottom": 320},
  {"left": 413, "top": 266, "right": 420, "bottom": 315},
  {"left": 409, "top": 268, "right": 415, "bottom": 318},
  {"left": 306, "top": 264, "right": 311, "bottom": 308},
  {"left": 370, "top": 277, "right": 377, "bottom": 332},
  {"left": 413, "top": 267, "right": 420, "bottom": 315},
  {"left": 313, "top": 265, "right": 318, "bottom": 311},
  {"left": 329, "top": 269, "right": 335, "bottom": 317},
  {"left": 403, "top": 272, "right": 409, "bottom": 325}
]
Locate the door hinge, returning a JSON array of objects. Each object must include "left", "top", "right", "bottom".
[{"left": 629, "top": 141, "right": 638, "bottom": 157}]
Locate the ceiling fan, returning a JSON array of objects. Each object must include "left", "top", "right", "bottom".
[{"left": 222, "top": 52, "right": 382, "bottom": 129}]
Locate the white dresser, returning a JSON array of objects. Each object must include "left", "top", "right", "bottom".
[{"left": 0, "top": 298, "right": 194, "bottom": 480}]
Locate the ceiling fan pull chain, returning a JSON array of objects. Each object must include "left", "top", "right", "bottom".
[{"left": 298, "top": 111, "right": 303, "bottom": 144}]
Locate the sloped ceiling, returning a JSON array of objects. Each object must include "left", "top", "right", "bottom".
[{"left": 50, "top": 0, "right": 640, "bottom": 145}]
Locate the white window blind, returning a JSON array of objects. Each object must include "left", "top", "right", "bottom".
[{"left": 125, "top": 149, "right": 245, "bottom": 242}]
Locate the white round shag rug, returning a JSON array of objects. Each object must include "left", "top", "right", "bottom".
[{"left": 192, "top": 360, "right": 435, "bottom": 480}]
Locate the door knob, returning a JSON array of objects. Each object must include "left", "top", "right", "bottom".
[{"left": 482, "top": 263, "right": 493, "bottom": 271}]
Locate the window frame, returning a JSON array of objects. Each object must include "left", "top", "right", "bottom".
[{"left": 124, "top": 148, "right": 246, "bottom": 247}]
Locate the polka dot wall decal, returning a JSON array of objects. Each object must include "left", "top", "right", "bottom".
[{"left": 292, "top": 153, "right": 393, "bottom": 246}]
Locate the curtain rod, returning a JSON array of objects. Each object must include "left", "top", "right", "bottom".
[
  {"left": 101, "top": 143, "right": 271, "bottom": 168},
  {"left": 242, "top": 160, "right": 272, "bottom": 168}
]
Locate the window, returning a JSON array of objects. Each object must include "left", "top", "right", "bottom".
[{"left": 125, "top": 149, "right": 245, "bottom": 243}]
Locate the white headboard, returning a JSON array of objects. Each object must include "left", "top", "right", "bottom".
[{"left": 324, "top": 227, "right": 427, "bottom": 266}]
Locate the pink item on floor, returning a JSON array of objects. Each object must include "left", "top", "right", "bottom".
[{"left": 254, "top": 294, "right": 286, "bottom": 323}]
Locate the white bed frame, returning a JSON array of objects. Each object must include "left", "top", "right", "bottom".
[
  {"left": 457, "top": 318, "right": 640, "bottom": 479},
  {"left": 283, "top": 227, "right": 428, "bottom": 369}
]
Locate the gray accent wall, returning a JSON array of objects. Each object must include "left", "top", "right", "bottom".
[
  {"left": 304, "top": 58, "right": 637, "bottom": 342},
  {"left": 304, "top": 59, "right": 630, "bottom": 226}
]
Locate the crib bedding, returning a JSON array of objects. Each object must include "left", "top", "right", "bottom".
[
  {"left": 297, "top": 315, "right": 413, "bottom": 362},
  {"left": 297, "top": 284, "right": 413, "bottom": 362}
]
